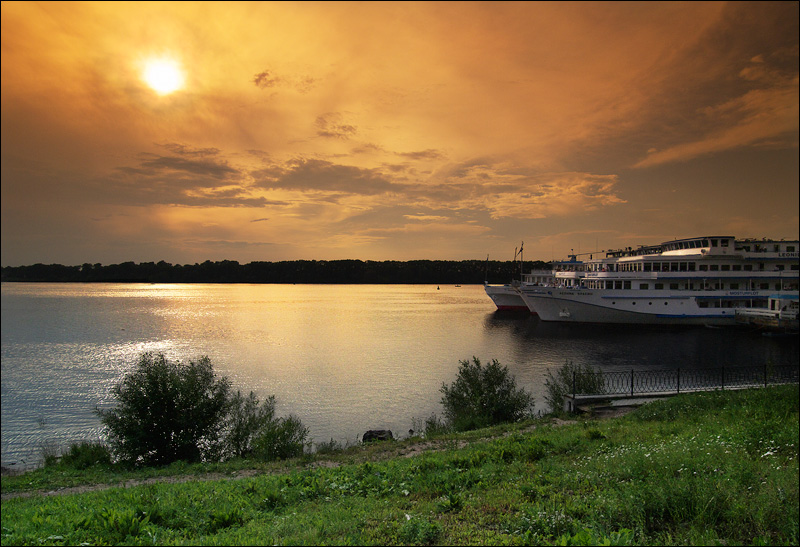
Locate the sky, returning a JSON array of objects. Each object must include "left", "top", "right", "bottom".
[{"left": 2, "top": 1, "right": 798, "bottom": 267}]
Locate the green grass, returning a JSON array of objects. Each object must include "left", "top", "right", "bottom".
[{"left": 2, "top": 385, "right": 798, "bottom": 545}]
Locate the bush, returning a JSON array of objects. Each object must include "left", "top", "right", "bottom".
[
  {"left": 251, "top": 414, "right": 309, "bottom": 461},
  {"left": 544, "top": 360, "right": 605, "bottom": 412},
  {"left": 60, "top": 441, "right": 112, "bottom": 470},
  {"left": 97, "top": 353, "right": 310, "bottom": 466},
  {"left": 223, "top": 391, "right": 278, "bottom": 459},
  {"left": 439, "top": 357, "right": 535, "bottom": 431},
  {"left": 97, "top": 353, "right": 232, "bottom": 466},
  {"left": 225, "top": 390, "right": 309, "bottom": 461}
]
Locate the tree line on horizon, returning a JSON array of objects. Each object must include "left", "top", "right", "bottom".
[{"left": 1, "top": 258, "right": 550, "bottom": 285}]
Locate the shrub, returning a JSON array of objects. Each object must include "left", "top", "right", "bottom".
[
  {"left": 223, "top": 390, "right": 279, "bottom": 459},
  {"left": 544, "top": 360, "right": 605, "bottom": 412},
  {"left": 251, "top": 414, "right": 309, "bottom": 461},
  {"left": 98, "top": 353, "right": 311, "bottom": 466},
  {"left": 97, "top": 353, "right": 232, "bottom": 466},
  {"left": 440, "top": 357, "right": 535, "bottom": 431},
  {"left": 60, "top": 441, "right": 112, "bottom": 469}
]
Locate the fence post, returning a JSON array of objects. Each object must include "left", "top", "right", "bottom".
[
  {"left": 572, "top": 370, "right": 576, "bottom": 399},
  {"left": 677, "top": 368, "right": 680, "bottom": 394},
  {"left": 631, "top": 369, "right": 634, "bottom": 397}
]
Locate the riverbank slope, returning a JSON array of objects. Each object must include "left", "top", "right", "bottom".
[{"left": 2, "top": 385, "right": 798, "bottom": 545}]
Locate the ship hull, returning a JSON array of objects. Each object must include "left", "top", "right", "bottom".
[{"left": 518, "top": 288, "right": 763, "bottom": 326}]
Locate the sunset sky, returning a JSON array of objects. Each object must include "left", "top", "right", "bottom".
[{"left": 2, "top": 1, "right": 798, "bottom": 267}]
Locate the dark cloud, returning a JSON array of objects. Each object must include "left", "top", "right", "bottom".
[
  {"left": 252, "top": 157, "right": 399, "bottom": 195},
  {"left": 159, "top": 143, "right": 223, "bottom": 157},
  {"left": 315, "top": 113, "right": 357, "bottom": 139},
  {"left": 396, "top": 149, "right": 445, "bottom": 160},
  {"left": 253, "top": 70, "right": 282, "bottom": 89},
  {"left": 118, "top": 153, "right": 239, "bottom": 182}
]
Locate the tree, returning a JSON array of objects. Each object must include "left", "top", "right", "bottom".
[
  {"left": 97, "top": 353, "right": 231, "bottom": 466},
  {"left": 439, "top": 357, "right": 535, "bottom": 431}
]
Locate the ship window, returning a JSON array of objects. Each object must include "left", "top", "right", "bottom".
[
  {"left": 721, "top": 265, "right": 730, "bottom": 271},
  {"left": 703, "top": 239, "right": 709, "bottom": 246},
  {"left": 670, "top": 283, "right": 679, "bottom": 290},
  {"left": 680, "top": 262, "right": 688, "bottom": 271},
  {"left": 788, "top": 246, "right": 795, "bottom": 252},
  {"left": 688, "top": 262, "right": 696, "bottom": 271},
  {"left": 744, "top": 265, "right": 753, "bottom": 271},
  {"left": 760, "top": 283, "right": 769, "bottom": 290},
  {"left": 721, "top": 239, "right": 729, "bottom": 247},
  {"left": 711, "top": 239, "right": 718, "bottom": 246},
  {"left": 655, "top": 283, "right": 664, "bottom": 290},
  {"left": 699, "top": 264, "right": 708, "bottom": 271},
  {"left": 624, "top": 281, "right": 631, "bottom": 290},
  {"left": 710, "top": 265, "right": 719, "bottom": 271},
  {"left": 730, "top": 283, "right": 739, "bottom": 290},
  {"left": 733, "top": 265, "right": 741, "bottom": 271},
  {"left": 644, "top": 263, "right": 652, "bottom": 272},
  {"left": 640, "top": 283, "right": 649, "bottom": 289},
  {"left": 671, "top": 263, "right": 679, "bottom": 272}
]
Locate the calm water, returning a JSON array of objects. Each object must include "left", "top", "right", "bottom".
[{"left": 2, "top": 282, "right": 797, "bottom": 468}]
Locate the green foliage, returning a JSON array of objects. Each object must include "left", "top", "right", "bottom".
[
  {"left": 544, "top": 359, "right": 605, "bottom": 412},
  {"left": 422, "top": 413, "right": 451, "bottom": 437},
  {"left": 554, "top": 527, "right": 635, "bottom": 546},
  {"left": 59, "top": 442, "right": 112, "bottom": 470},
  {"left": 251, "top": 414, "right": 309, "bottom": 462},
  {"left": 96, "top": 353, "right": 309, "bottom": 467},
  {"left": 439, "top": 356, "right": 535, "bottom": 431},
  {"left": 223, "top": 390, "right": 278, "bottom": 459},
  {"left": 314, "top": 438, "right": 344, "bottom": 454},
  {"left": 2, "top": 385, "right": 797, "bottom": 547},
  {"left": 399, "top": 515, "right": 442, "bottom": 545},
  {"left": 97, "top": 353, "right": 232, "bottom": 466}
]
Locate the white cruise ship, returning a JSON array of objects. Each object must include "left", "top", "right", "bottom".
[
  {"left": 484, "top": 269, "right": 554, "bottom": 312},
  {"left": 517, "top": 236, "right": 799, "bottom": 326}
]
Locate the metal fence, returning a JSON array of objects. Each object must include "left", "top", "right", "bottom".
[{"left": 573, "top": 364, "right": 799, "bottom": 398}]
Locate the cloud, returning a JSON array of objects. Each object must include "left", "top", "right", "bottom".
[
  {"left": 119, "top": 154, "right": 239, "bottom": 182},
  {"left": 253, "top": 70, "right": 282, "bottom": 89},
  {"left": 252, "top": 157, "right": 398, "bottom": 195},
  {"left": 315, "top": 113, "right": 357, "bottom": 139},
  {"left": 396, "top": 149, "right": 445, "bottom": 161},
  {"left": 634, "top": 65, "right": 799, "bottom": 168}
]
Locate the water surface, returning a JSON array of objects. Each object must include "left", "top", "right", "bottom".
[{"left": 2, "top": 283, "right": 797, "bottom": 468}]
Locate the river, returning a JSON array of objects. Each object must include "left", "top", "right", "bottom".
[{"left": 2, "top": 282, "right": 797, "bottom": 469}]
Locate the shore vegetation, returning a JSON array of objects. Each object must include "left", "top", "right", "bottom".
[{"left": 2, "top": 383, "right": 797, "bottom": 546}]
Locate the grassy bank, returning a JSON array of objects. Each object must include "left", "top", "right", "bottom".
[{"left": 2, "top": 385, "right": 798, "bottom": 545}]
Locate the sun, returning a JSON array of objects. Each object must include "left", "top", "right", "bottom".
[{"left": 142, "top": 58, "right": 184, "bottom": 95}]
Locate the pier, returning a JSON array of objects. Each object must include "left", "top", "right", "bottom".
[{"left": 563, "top": 363, "right": 799, "bottom": 413}]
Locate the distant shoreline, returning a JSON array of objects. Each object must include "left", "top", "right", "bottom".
[{"left": 2, "top": 259, "right": 548, "bottom": 285}]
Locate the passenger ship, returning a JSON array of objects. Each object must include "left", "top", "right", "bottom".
[
  {"left": 517, "top": 236, "right": 799, "bottom": 325},
  {"left": 484, "top": 269, "right": 554, "bottom": 312}
]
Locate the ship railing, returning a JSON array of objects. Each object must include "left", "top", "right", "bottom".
[{"left": 571, "top": 364, "right": 799, "bottom": 399}]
